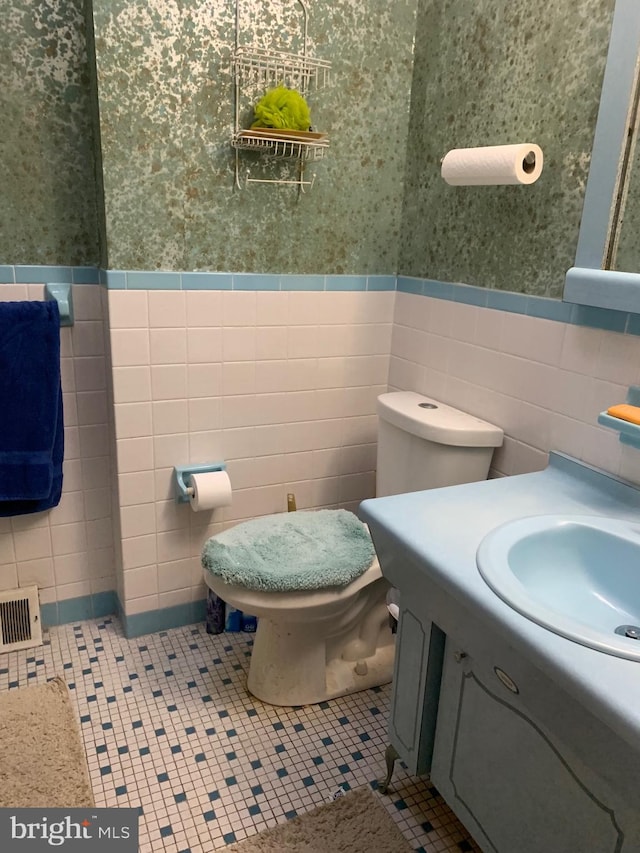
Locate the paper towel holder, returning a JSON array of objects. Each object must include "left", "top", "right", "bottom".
[
  {"left": 174, "top": 462, "right": 227, "bottom": 503},
  {"left": 522, "top": 150, "right": 537, "bottom": 173}
]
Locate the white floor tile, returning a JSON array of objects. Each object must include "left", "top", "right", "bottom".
[{"left": 0, "top": 617, "right": 479, "bottom": 852}]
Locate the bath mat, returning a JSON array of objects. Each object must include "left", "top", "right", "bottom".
[
  {"left": 0, "top": 677, "right": 94, "bottom": 807},
  {"left": 202, "top": 509, "right": 376, "bottom": 592},
  {"left": 219, "top": 786, "right": 413, "bottom": 853}
]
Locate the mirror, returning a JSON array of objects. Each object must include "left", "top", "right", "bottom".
[{"left": 563, "top": 0, "right": 640, "bottom": 313}]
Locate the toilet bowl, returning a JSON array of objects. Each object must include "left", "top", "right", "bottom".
[
  {"left": 204, "top": 557, "right": 393, "bottom": 706},
  {"left": 202, "top": 391, "right": 503, "bottom": 707}
]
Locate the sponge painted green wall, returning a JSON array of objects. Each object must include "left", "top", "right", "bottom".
[
  {"left": 398, "top": 0, "right": 615, "bottom": 298},
  {"left": 0, "top": 0, "right": 100, "bottom": 266},
  {"left": 90, "top": 0, "right": 418, "bottom": 274},
  {"left": 1, "top": 0, "right": 623, "bottom": 297}
]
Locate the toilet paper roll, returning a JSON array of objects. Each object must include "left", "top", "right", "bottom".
[
  {"left": 441, "top": 143, "right": 544, "bottom": 186},
  {"left": 189, "top": 470, "right": 233, "bottom": 511}
]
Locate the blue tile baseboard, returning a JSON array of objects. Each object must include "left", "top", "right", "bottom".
[
  {"left": 118, "top": 599, "right": 207, "bottom": 639},
  {"left": 41, "top": 591, "right": 118, "bottom": 627},
  {"left": 42, "top": 592, "right": 207, "bottom": 636}
]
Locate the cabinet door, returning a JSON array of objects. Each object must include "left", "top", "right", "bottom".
[
  {"left": 431, "top": 644, "right": 625, "bottom": 853},
  {"left": 389, "top": 607, "right": 445, "bottom": 776}
]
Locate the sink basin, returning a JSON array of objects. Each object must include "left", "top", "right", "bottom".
[{"left": 476, "top": 515, "right": 640, "bottom": 661}]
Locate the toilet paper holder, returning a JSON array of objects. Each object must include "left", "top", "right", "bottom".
[{"left": 174, "top": 462, "right": 227, "bottom": 503}]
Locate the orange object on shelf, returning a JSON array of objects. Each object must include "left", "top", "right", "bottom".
[{"left": 606, "top": 404, "right": 640, "bottom": 425}]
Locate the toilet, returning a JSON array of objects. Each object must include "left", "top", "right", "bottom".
[{"left": 202, "top": 391, "right": 503, "bottom": 706}]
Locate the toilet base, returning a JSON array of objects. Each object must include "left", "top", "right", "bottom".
[{"left": 246, "top": 603, "right": 395, "bottom": 707}]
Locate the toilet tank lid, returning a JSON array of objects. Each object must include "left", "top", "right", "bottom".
[{"left": 377, "top": 391, "right": 504, "bottom": 447}]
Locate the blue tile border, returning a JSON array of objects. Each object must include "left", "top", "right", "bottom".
[
  {"left": 128, "top": 271, "right": 181, "bottom": 290},
  {"left": 15, "top": 265, "right": 74, "bottom": 284},
  {"left": 398, "top": 275, "right": 640, "bottom": 335},
  {"left": 182, "top": 272, "right": 233, "bottom": 290},
  {"left": 119, "top": 599, "right": 207, "bottom": 639},
  {"left": 525, "top": 295, "right": 574, "bottom": 323},
  {"left": 101, "top": 270, "right": 398, "bottom": 292},
  {"left": 233, "top": 273, "right": 280, "bottom": 291},
  {"left": 72, "top": 267, "right": 101, "bottom": 284},
  {"left": 366, "top": 275, "right": 396, "bottom": 291},
  {"left": 104, "top": 270, "right": 126, "bottom": 289},
  {"left": 486, "top": 289, "right": 528, "bottom": 315},
  {"left": 326, "top": 275, "right": 367, "bottom": 291},
  {"left": 41, "top": 591, "right": 118, "bottom": 628},
  {"left": 453, "top": 283, "right": 489, "bottom": 307},
  {"left": 0, "top": 265, "right": 101, "bottom": 285},
  {"left": 280, "top": 274, "right": 324, "bottom": 291},
  {"left": 2, "top": 264, "right": 639, "bottom": 334},
  {"left": 396, "top": 276, "right": 424, "bottom": 295}
]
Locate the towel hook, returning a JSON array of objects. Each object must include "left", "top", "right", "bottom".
[{"left": 45, "top": 283, "right": 74, "bottom": 327}]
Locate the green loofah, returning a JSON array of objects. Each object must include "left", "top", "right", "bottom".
[{"left": 251, "top": 85, "right": 311, "bottom": 131}]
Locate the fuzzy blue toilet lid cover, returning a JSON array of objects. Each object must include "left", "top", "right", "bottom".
[{"left": 201, "top": 509, "right": 376, "bottom": 592}]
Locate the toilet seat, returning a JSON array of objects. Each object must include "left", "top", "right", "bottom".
[
  {"left": 201, "top": 508, "right": 375, "bottom": 592},
  {"left": 206, "top": 558, "right": 383, "bottom": 622}
]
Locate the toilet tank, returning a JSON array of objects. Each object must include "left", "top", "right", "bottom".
[{"left": 376, "top": 391, "right": 503, "bottom": 497}]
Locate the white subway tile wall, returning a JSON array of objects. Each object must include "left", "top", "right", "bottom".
[
  {"left": 3, "top": 283, "right": 638, "bottom": 623},
  {"left": 108, "top": 290, "right": 393, "bottom": 617},
  {"left": 390, "top": 292, "right": 637, "bottom": 480},
  {"left": 0, "top": 285, "right": 115, "bottom": 604}
]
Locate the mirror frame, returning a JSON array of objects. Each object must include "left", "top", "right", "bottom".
[{"left": 563, "top": 0, "right": 640, "bottom": 313}]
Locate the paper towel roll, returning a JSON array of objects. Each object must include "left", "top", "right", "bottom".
[
  {"left": 189, "top": 470, "right": 233, "bottom": 511},
  {"left": 441, "top": 143, "right": 543, "bottom": 186}
]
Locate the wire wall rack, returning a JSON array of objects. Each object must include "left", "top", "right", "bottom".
[
  {"left": 232, "top": 46, "right": 331, "bottom": 91},
  {"left": 231, "top": 0, "right": 331, "bottom": 192}
]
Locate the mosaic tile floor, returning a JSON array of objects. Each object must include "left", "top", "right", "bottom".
[{"left": 0, "top": 617, "right": 480, "bottom": 853}]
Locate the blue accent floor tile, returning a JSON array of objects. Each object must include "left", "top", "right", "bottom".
[{"left": 0, "top": 604, "right": 461, "bottom": 852}]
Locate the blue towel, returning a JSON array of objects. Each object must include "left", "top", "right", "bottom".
[{"left": 0, "top": 300, "right": 64, "bottom": 516}]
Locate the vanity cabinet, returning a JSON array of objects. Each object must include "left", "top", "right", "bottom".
[
  {"left": 386, "top": 605, "right": 640, "bottom": 852},
  {"left": 387, "top": 605, "right": 445, "bottom": 776},
  {"left": 430, "top": 641, "right": 630, "bottom": 853},
  {"left": 361, "top": 455, "right": 640, "bottom": 853}
]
